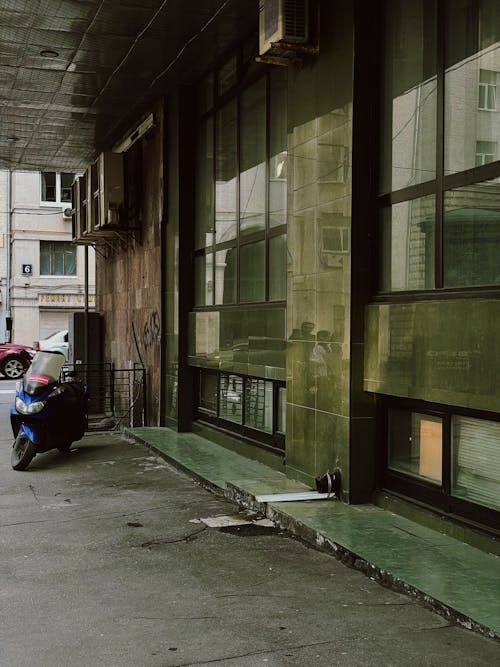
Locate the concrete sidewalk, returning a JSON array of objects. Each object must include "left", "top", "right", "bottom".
[{"left": 126, "top": 426, "right": 500, "bottom": 641}]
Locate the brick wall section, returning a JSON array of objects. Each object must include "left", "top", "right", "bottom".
[{"left": 97, "top": 104, "right": 163, "bottom": 425}]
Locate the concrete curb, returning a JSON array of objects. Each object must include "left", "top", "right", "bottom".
[{"left": 125, "top": 429, "right": 500, "bottom": 643}]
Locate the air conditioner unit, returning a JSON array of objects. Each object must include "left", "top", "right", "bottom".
[
  {"left": 259, "top": 0, "right": 309, "bottom": 55},
  {"left": 96, "top": 152, "right": 124, "bottom": 230}
]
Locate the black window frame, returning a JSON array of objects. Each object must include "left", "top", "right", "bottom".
[
  {"left": 376, "top": 0, "right": 500, "bottom": 300},
  {"left": 195, "top": 369, "right": 285, "bottom": 453},
  {"left": 379, "top": 395, "right": 500, "bottom": 533},
  {"left": 193, "top": 41, "right": 287, "bottom": 310}
]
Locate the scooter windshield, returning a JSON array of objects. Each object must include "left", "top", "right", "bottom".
[{"left": 23, "top": 351, "right": 66, "bottom": 395}]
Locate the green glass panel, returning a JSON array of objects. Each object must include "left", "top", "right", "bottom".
[
  {"left": 219, "top": 374, "right": 243, "bottom": 424},
  {"left": 444, "top": 182, "right": 500, "bottom": 287},
  {"left": 240, "top": 240, "right": 265, "bottom": 303},
  {"left": 194, "top": 254, "right": 213, "bottom": 307},
  {"left": 195, "top": 119, "right": 214, "bottom": 250},
  {"left": 380, "top": 196, "right": 435, "bottom": 291},
  {"left": 215, "top": 100, "right": 237, "bottom": 244},
  {"left": 380, "top": 0, "right": 437, "bottom": 192},
  {"left": 245, "top": 378, "right": 273, "bottom": 433},
  {"left": 269, "top": 68, "right": 287, "bottom": 229},
  {"left": 269, "top": 234, "right": 287, "bottom": 301},
  {"left": 215, "top": 248, "right": 236, "bottom": 305},
  {"left": 240, "top": 78, "right": 266, "bottom": 236}
]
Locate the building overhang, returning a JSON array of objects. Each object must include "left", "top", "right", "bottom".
[{"left": 0, "top": 0, "right": 256, "bottom": 172}]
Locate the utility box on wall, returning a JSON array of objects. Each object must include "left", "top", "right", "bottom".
[{"left": 68, "top": 312, "right": 103, "bottom": 365}]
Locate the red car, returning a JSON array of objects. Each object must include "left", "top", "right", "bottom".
[{"left": 0, "top": 343, "right": 35, "bottom": 379}]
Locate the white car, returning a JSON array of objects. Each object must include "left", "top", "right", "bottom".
[{"left": 34, "top": 330, "right": 69, "bottom": 360}]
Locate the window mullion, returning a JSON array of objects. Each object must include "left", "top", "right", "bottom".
[{"left": 435, "top": 0, "right": 445, "bottom": 290}]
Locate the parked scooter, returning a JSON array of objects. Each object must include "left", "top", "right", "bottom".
[{"left": 10, "top": 351, "right": 88, "bottom": 471}]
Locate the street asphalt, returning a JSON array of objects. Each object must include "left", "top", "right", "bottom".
[{"left": 0, "top": 379, "right": 499, "bottom": 666}]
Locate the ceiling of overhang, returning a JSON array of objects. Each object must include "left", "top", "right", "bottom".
[{"left": 0, "top": 0, "right": 257, "bottom": 172}]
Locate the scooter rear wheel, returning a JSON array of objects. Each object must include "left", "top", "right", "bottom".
[{"left": 11, "top": 432, "right": 35, "bottom": 471}]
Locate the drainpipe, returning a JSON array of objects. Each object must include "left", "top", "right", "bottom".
[
  {"left": 5, "top": 170, "right": 11, "bottom": 343},
  {"left": 84, "top": 245, "right": 88, "bottom": 365}
]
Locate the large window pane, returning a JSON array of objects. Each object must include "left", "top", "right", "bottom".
[
  {"left": 240, "top": 240, "right": 265, "bottom": 303},
  {"left": 199, "top": 372, "right": 218, "bottom": 414},
  {"left": 194, "top": 254, "right": 213, "bottom": 306},
  {"left": 60, "top": 173, "right": 73, "bottom": 202},
  {"left": 245, "top": 378, "right": 273, "bottom": 433},
  {"left": 41, "top": 172, "right": 56, "bottom": 202},
  {"left": 444, "top": 182, "right": 500, "bottom": 287},
  {"left": 388, "top": 409, "right": 443, "bottom": 484},
  {"left": 269, "top": 68, "right": 288, "bottom": 228},
  {"left": 195, "top": 119, "right": 214, "bottom": 250},
  {"left": 215, "top": 248, "right": 236, "bottom": 305},
  {"left": 452, "top": 416, "right": 500, "bottom": 511},
  {"left": 380, "top": 0, "right": 437, "bottom": 192},
  {"left": 445, "top": 0, "right": 500, "bottom": 175},
  {"left": 240, "top": 78, "right": 266, "bottom": 236},
  {"left": 269, "top": 234, "right": 287, "bottom": 301},
  {"left": 219, "top": 374, "right": 243, "bottom": 424},
  {"left": 380, "top": 195, "right": 435, "bottom": 291},
  {"left": 216, "top": 101, "right": 237, "bottom": 244}
]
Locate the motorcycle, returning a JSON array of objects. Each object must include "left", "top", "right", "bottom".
[{"left": 10, "top": 350, "right": 88, "bottom": 471}]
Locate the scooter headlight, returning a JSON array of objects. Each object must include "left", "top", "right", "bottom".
[{"left": 15, "top": 397, "right": 46, "bottom": 415}]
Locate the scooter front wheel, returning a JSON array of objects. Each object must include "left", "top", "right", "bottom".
[{"left": 11, "top": 432, "right": 35, "bottom": 471}]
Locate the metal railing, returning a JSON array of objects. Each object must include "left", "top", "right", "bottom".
[{"left": 62, "top": 362, "right": 146, "bottom": 430}]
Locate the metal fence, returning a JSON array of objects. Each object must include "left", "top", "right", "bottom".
[{"left": 62, "top": 362, "right": 146, "bottom": 430}]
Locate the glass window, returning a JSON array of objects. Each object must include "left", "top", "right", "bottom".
[
  {"left": 475, "top": 140, "right": 497, "bottom": 165},
  {"left": 269, "top": 68, "right": 288, "bottom": 229},
  {"left": 245, "top": 378, "right": 273, "bottom": 433},
  {"left": 194, "top": 254, "right": 213, "bottom": 307},
  {"left": 380, "top": 0, "right": 437, "bottom": 192},
  {"left": 269, "top": 234, "right": 287, "bottom": 301},
  {"left": 215, "top": 248, "right": 236, "bottom": 305},
  {"left": 240, "top": 240, "right": 265, "bottom": 303},
  {"left": 444, "top": 182, "right": 500, "bottom": 287},
  {"left": 217, "top": 55, "right": 238, "bottom": 96},
  {"left": 60, "top": 173, "right": 73, "bottom": 202},
  {"left": 195, "top": 119, "right": 214, "bottom": 250},
  {"left": 478, "top": 69, "right": 497, "bottom": 110},
  {"left": 215, "top": 100, "right": 238, "bottom": 244},
  {"left": 219, "top": 374, "right": 243, "bottom": 424},
  {"left": 41, "top": 172, "right": 56, "bottom": 202},
  {"left": 240, "top": 78, "right": 266, "bottom": 237},
  {"left": 380, "top": 196, "right": 435, "bottom": 291},
  {"left": 452, "top": 415, "right": 500, "bottom": 511},
  {"left": 388, "top": 409, "right": 443, "bottom": 484},
  {"left": 277, "top": 386, "right": 286, "bottom": 433},
  {"left": 40, "top": 241, "right": 76, "bottom": 276},
  {"left": 199, "top": 372, "right": 218, "bottom": 413},
  {"left": 445, "top": 1, "right": 500, "bottom": 175}
]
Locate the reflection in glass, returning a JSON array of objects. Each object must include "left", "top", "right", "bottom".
[
  {"left": 240, "top": 241, "right": 265, "bottom": 302},
  {"left": 444, "top": 182, "right": 500, "bottom": 287},
  {"left": 388, "top": 409, "right": 443, "bottom": 484},
  {"left": 380, "top": 0, "right": 437, "bottom": 192},
  {"left": 240, "top": 78, "right": 266, "bottom": 236},
  {"left": 195, "top": 119, "right": 214, "bottom": 250},
  {"left": 194, "top": 254, "right": 213, "bottom": 306},
  {"left": 217, "top": 55, "right": 237, "bottom": 96},
  {"left": 61, "top": 173, "right": 73, "bottom": 202},
  {"left": 198, "top": 72, "right": 214, "bottom": 114},
  {"left": 41, "top": 171, "right": 56, "bottom": 201},
  {"left": 277, "top": 386, "right": 286, "bottom": 433},
  {"left": 245, "top": 378, "right": 273, "bottom": 433},
  {"left": 199, "top": 372, "right": 218, "bottom": 413},
  {"left": 216, "top": 101, "right": 237, "bottom": 244},
  {"left": 219, "top": 374, "right": 243, "bottom": 424},
  {"left": 269, "top": 68, "right": 287, "bottom": 228},
  {"left": 452, "top": 415, "right": 500, "bottom": 511},
  {"left": 380, "top": 195, "right": 435, "bottom": 291},
  {"left": 215, "top": 248, "right": 236, "bottom": 305},
  {"left": 445, "top": 0, "right": 500, "bottom": 174},
  {"left": 269, "top": 234, "right": 287, "bottom": 301}
]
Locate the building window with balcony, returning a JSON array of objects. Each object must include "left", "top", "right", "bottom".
[
  {"left": 40, "top": 241, "right": 76, "bottom": 276},
  {"left": 41, "top": 172, "right": 74, "bottom": 205}
]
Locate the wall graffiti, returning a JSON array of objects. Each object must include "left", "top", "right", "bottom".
[{"left": 143, "top": 310, "right": 160, "bottom": 350}]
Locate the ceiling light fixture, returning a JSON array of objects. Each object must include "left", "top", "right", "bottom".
[{"left": 40, "top": 49, "right": 59, "bottom": 58}]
